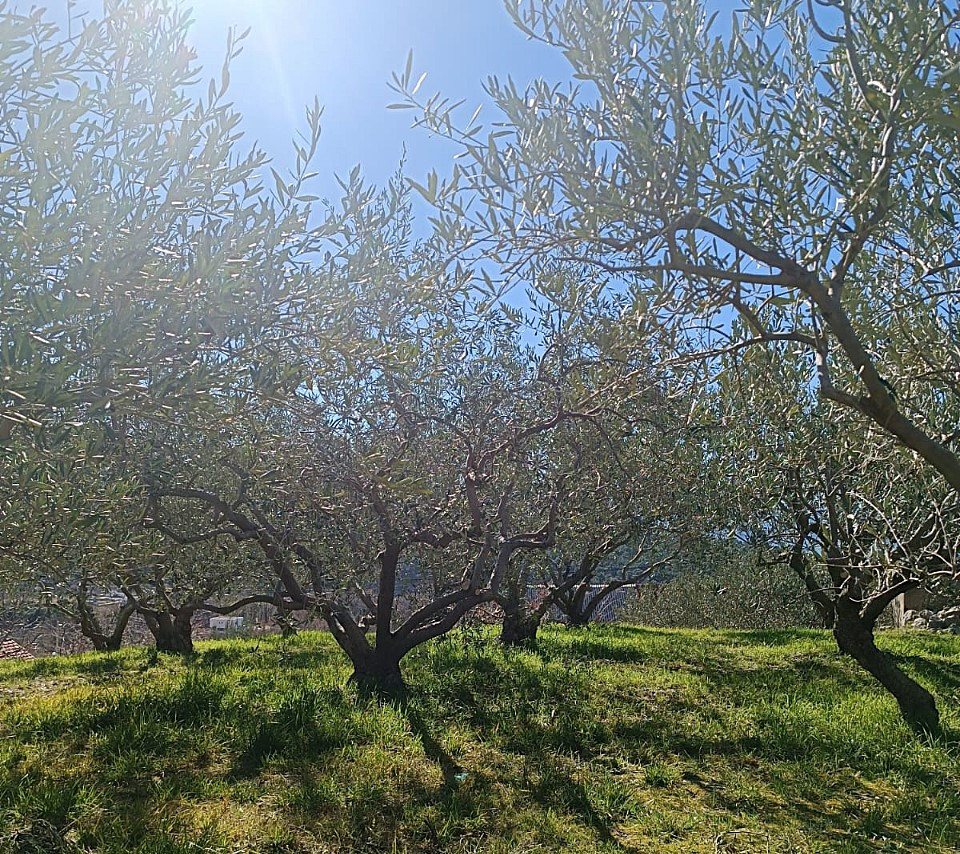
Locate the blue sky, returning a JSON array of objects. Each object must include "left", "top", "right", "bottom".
[{"left": 181, "top": 1, "right": 572, "bottom": 200}]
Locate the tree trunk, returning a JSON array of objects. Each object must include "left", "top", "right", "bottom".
[
  {"left": 833, "top": 601, "right": 939, "bottom": 734},
  {"left": 348, "top": 646, "right": 406, "bottom": 697},
  {"left": 500, "top": 608, "right": 541, "bottom": 646},
  {"left": 142, "top": 609, "right": 194, "bottom": 654},
  {"left": 76, "top": 598, "right": 136, "bottom": 651},
  {"left": 812, "top": 597, "right": 836, "bottom": 630},
  {"left": 88, "top": 633, "right": 123, "bottom": 652},
  {"left": 556, "top": 583, "right": 594, "bottom": 627}
]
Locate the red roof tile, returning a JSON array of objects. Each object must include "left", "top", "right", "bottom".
[{"left": 0, "top": 639, "right": 34, "bottom": 660}]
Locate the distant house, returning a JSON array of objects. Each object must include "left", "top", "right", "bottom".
[
  {"left": 209, "top": 615, "right": 244, "bottom": 635},
  {"left": 0, "top": 638, "right": 34, "bottom": 661}
]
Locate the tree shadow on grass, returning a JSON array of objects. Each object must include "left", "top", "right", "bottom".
[
  {"left": 524, "top": 756, "right": 630, "bottom": 849},
  {"left": 195, "top": 645, "right": 341, "bottom": 674},
  {"left": 693, "top": 653, "right": 872, "bottom": 699},
  {"left": 896, "top": 653, "right": 960, "bottom": 693},
  {"left": 681, "top": 760, "right": 960, "bottom": 852},
  {"left": 535, "top": 626, "right": 831, "bottom": 674},
  {"left": 404, "top": 705, "right": 462, "bottom": 790},
  {"left": 712, "top": 628, "right": 827, "bottom": 647},
  {"left": 399, "top": 701, "right": 640, "bottom": 852},
  {"left": 537, "top": 625, "right": 684, "bottom": 666},
  {"left": 230, "top": 688, "right": 361, "bottom": 779}
]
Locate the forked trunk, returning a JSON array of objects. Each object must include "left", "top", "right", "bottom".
[
  {"left": 556, "top": 583, "right": 594, "bottom": 627},
  {"left": 78, "top": 599, "right": 136, "bottom": 652},
  {"left": 89, "top": 633, "right": 123, "bottom": 652},
  {"left": 833, "top": 601, "right": 939, "bottom": 734},
  {"left": 142, "top": 609, "right": 194, "bottom": 655}
]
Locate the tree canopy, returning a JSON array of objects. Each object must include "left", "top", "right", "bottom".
[
  {"left": 1, "top": 0, "right": 958, "bottom": 730},
  {"left": 398, "top": 0, "right": 960, "bottom": 492}
]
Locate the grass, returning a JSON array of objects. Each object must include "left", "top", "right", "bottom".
[{"left": 0, "top": 626, "right": 958, "bottom": 853}]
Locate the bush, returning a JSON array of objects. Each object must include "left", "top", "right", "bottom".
[{"left": 626, "top": 553, "right": 819, "bottom": 630}]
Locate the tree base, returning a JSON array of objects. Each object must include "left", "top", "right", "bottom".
[
  {"left": 349, "top": 661, "right": 407, "bottom": 699},
  {"left": 141, "top": 609, "right": 195, "bottom": 656},
  {"left": 499, "top": 613, "right": 540, "bottom": 647},
  {"left": 88, "top": 636, "right": 123, "bottom": 652},
  {"left": 154, "top": 634, "right": 194, "bottom": 655},
  {"left": 834, "top": 614, "right": 939, "bottom": 735}
]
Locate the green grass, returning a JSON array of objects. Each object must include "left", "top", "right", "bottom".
[{"left": 0, "top": 626, "right": 958, "bottom": 853}]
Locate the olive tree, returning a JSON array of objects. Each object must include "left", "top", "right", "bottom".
[
  {"left": 396, "top": 0, "right": 960, "bottom": 496},
  {"left": 0, "top": 2, "right": 317, "bottom": 440},
  {"left": 0, "top": 427, "right": 155, "bottom": 651},
  {"left": 144, "top": 323, "right": 608, "bottom": 689},
  {"left": 0, "top": 1, "right": 333, "bottom": 633},
  {"left": 141, "top": 165, "right": 670, "bottom": 690},
  {"left": 0, "top": 416, "right": 277, "bottom": 653},
  {"left": 495, "top": 383, "right": 698, "bottom": 644},
  {"left": 711, "top": 343, "right": 956, "bottom": 732}
]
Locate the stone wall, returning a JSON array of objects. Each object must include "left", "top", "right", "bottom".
[{"left": 902, "top": 605, "right": 960, "bottom": 633}]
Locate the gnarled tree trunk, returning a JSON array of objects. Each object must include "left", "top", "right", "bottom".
[
  {"left": 141, "top": 607, "right": 195, "bottom": 654},
  {"left": 499, "top": 607, "right": 541, "bottom": 646},
  {"left": 556, "top": 580, "right": 611, "bottom": 627},
  {"left": 833, "top": 597, "right": 939, "bottom": 734},
  {"left": 348, "top": 648, "right": 406, "bottom": 696},
  {"left": 498, "top": 572, "right": 545, "bottom": 646},
  {"left": 78, "top": 598, "right": 137, "bottom": 651}
]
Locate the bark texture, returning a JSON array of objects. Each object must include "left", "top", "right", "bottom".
[
  {"left": 348, "top": 647, "right": 406, "bottom": 697},
  {"left": 834, "top": 599, "right": 939, "bottom": 734},
  {"left": 141, "top": 609, "right": 195, "bottom": 654},
  {"left": 499, "top": 609, "right": 541, "bottom": 646}
]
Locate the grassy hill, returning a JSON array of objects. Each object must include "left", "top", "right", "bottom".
[{"left": 1, "top": 626, "right": 958, "bottom": 853}]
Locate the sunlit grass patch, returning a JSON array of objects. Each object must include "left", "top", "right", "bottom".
[{"left": 0, "top": 626, "right": 958, "bottom": 852}]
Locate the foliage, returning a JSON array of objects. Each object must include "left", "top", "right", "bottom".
[
  {"left": 628, "top": 539, "right": 820, "bottom": 631},
  {"left": 708, "top": 344, "right": 959, "bottom": 626},
  {"left": 0, "top": 1, "right": 313, "bottom": 438},
  {"left": 0, "top": 0, "right": 330, "bottom": 638},
  {"left": 396, "top": 0, "right": 960, "bottom": 495},
  {"left": 143, "top": 237, "right": 661, "bottom": 683}
]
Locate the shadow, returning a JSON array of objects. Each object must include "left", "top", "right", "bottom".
[
  {"left": 404, "top": 705, "right": 462, "bottom": 789},
  {"left": 400, "top": 697, "right": 638, "bottom": 851},
  {"left": 693, "top": 654, "right": 870, "bottom": 699},
  {"left": 680, "top": 759, "right": 957, "bottom": 853},
  {"left": 230, "top": 687, "right": 358, "bottom": 779},
  {"left": 897, "top": 653, "right": 960, "bottom": 692},
  {"left": 525, "top": 757, "right": 628, "bottom": 849},
  {"left": 4, "top": 626, "right": 960, "bottom": 852},
  {"left": 712, "top": 628, "right": 827, "bottom": 646},
  {"left": 533, "top": 624, "right": 832, "bottom": 668},
  {"left": 0, "top": 652, "right": 128, "bottom": 684},
  {"left": 192, "top": 639, "right": 337, "bottom": 669}
]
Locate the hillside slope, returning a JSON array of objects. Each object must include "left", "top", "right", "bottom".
[{"left": 1, "top": 626, "right": 958, "bottom": 853}]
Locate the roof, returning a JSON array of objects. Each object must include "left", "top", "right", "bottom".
[{"left": 0, "top": 639, "right": 35, "bottom": 660}]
